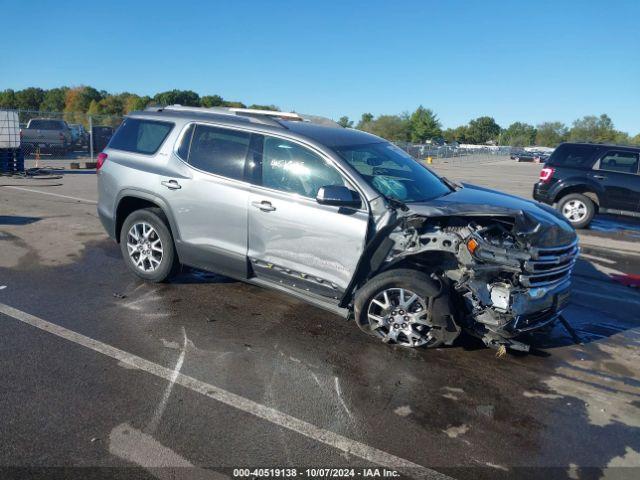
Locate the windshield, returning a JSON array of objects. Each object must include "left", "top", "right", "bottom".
[{"left": 334, "top": 142, "right": 452, "bottom": 202}]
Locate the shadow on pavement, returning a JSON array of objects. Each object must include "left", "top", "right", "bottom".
[{"left": 0, "top": 215, "right": 41, "bottom": 226}]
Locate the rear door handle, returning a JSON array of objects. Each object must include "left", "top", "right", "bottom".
[
  {"left": 161, "top": 179, "right": 181, "bottom": 190},
  {"left": 251, "top": 200, "right": 276, "bottom": 212}
]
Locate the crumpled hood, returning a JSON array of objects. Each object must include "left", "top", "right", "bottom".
[{"left": 406, "top": 183, "right": 577, "bottom": 247}]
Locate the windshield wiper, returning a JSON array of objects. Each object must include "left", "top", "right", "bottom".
[
  {"left": 441, "top": 176, "right": 462, "bottom": 191},
  {"left": 384, "top": 195, "right": 409, "bottom": 212}
]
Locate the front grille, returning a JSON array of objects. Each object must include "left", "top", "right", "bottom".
[{"left": 519, "top": 239, "right": 579, "bottom": 288}]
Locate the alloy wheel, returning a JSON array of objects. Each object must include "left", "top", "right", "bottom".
[
  {"left": 562, "top": 199, "right": 587, "bottom": 223},
  {"left": 126, "top": 222, "right": 163, "bottom": 272},
  {"left": 366, "top": 288, "right": 440, "bottom": 347}
]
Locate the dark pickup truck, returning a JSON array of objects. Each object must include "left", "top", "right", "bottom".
[
  {"left": 533, "top": 142, "right": 640, "bottom": 228},
  {"left": 21, "top": 118, "right": 72, "bottom": 155}
]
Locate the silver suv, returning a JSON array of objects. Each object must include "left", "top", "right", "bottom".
[{"left": 97, "top": 106, "right": 578, "bottom": 352}]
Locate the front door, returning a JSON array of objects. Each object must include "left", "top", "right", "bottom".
[
  {"left": 590, "top": 150, "right": 640, "bottom": 212},
  {"left": 247, "top": 135, "right": 369, "bottom": 298}
]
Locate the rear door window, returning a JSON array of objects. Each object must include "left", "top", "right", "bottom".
[
  {"left": 597, "top": 151, "right": 639, "bottom": 174},
  {"left": 184, "top": 125, "right": 250, "bottom": 181},
  {"left": 108, "top": 118, "right": 173, "bottom": 154},
  {"left": 548, "top": 144, "right": 597, "bottom": 169}
]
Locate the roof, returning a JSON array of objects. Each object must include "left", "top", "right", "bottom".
[
  {"left": 129, "top": 105, "right": 386, "bottom": 148},
  {"left": 280, "top": 121, "right": 383, "bottom": 147},
  {"left": 561, "top": 141, "right": 640, "bottom": 151}
]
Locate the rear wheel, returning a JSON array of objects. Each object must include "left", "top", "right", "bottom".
[
  {"left": 119, "top": 208, "right": 179, "bottom": 282},
  {"left": 353, "top": 269, "right": 458, "bottom": 348},
  {"left": 557, "top": 193, "right": 595, "bottom": 229}
]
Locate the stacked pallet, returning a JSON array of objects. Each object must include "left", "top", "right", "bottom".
[
  {"left": 0, "top": 148, "right": 24, "bottom": 174},
  {"left": 0, "top": 110, "right": 24, "bottom": 174}
]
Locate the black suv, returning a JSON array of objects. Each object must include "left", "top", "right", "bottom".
[{"left": 533, "top": 142, "right": 640, "bottom": 228}]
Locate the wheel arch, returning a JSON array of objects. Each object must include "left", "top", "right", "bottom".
[
  {"left": 115, "top": 191, "right": 180, "bottom": 244},
  {"left": 553, "top": 185, "right": 600, "bottom": 211}
]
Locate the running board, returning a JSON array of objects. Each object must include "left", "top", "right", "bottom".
[{"left": 247, "top": 277, "right": 350, "bottom": 319}]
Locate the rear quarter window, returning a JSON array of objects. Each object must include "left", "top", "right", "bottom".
[
  {"left": 548, "top": 144, "right": 598, "bottom": 169},
  {"left": 108, "top": 118, "right": 173, "bottom": 155}
]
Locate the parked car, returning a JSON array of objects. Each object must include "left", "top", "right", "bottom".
[
  {"left": 20, "top": 118, "right": 72, "bottom": 155},
  {"left": 68, "top": 123, "right": 88, "bottom": 148},
  {"left": 511, "top": 150, "right": 549, "bottom": 163},
  {"left": 91, "top": 125, "right": 114, "bottom": 152},
  {"left": 533, "top": 142, "right": 640, "bottom": 228},
  {"left": 97, "top": 106, "right": 578, "bottom": 352}
]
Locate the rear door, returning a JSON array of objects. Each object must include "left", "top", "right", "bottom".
[
  {"left": 591, "top": 150, "right": 640, "bottom": 212},
  {"left": 166, "top": 123, "right": 253, "bottom": 278},
  {"left": 246, "top": 135, "right": 369, "bottom": 298}
]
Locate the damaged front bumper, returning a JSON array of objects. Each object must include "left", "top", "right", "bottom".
[
  {"left": 464, "top": 238, "right": 578, "bottom": 348},
  {"left": 473, "top": 279, "right": 571, "bottom": 339}
]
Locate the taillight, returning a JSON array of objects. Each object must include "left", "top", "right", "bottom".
[
  {"left": 539, "top": 167, "right": 554, "bottom": 183},
  {"left": 96, "top": 152, "right": 108, "bottom": 170}
]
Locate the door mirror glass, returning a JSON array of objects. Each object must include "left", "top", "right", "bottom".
[{"left": 316, "top": 185, "right": 361, "bottom": 208}]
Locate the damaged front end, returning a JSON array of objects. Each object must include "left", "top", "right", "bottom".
[{"left": 361, "top": 188, "right": 579, "bottom": 352}]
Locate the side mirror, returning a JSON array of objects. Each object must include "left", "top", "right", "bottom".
[{"left": 316, "top": 185, "right": 361, "bottom": 208}]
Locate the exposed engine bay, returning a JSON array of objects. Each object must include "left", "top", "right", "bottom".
[{"left": 375, "top": 202, "right": 579, "bottom": 352}]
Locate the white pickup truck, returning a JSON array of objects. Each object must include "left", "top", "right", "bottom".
[{"left": 21, "top": 118, "right": 72, "bottom": 155}]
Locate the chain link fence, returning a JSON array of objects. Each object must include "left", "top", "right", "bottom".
[
  {"left": 394, "top": 142, "right": 513, "bottom": 166},
  {"left": 8, "top": 108, "right": 520, "bottom": 171},
  {"left": 15, "top": 109, "right": 123, "bottom": 169}
]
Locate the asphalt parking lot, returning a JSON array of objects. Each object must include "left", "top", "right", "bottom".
[{"left": 1, "top": 159, "right": 639, "bottom": 479}]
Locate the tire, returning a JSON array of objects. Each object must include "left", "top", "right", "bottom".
[
  {"left": 557, "top": 193, "right": 595, "bottom": 229},
  {"left": 119, "top": 208, "right": 180, "bottom": 282},
  {"left": 353, "top": 268, "right": 458, "bottom": 348}
]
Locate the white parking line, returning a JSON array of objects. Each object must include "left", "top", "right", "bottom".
[
  {"left": 3, "top": 186, "right": 97, "bottom": 204},
  {"left": 0, "top": 302, "right": 450, "bottom": 480},
  {"left": 110, "top": 423, "right": 229, "bottom": 479}
]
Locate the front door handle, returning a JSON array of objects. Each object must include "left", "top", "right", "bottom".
[
  {"left": 592, "top": 174, "right": 607, "bottom": 180},
  {"left": 161, "top": 179, "right": 182, "bottom": 190},
  {"left": 251, "top": 200, "right": 276, "bottom": 212}
]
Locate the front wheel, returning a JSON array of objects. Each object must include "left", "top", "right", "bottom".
[
  {"left": 119, "top": 208, "right": 180, "bottom": 282},
  {"left": 353, "top": 269, "right": 459, "bottom": 348},
  {"left": 557, "top": 193, "right": 595, "bottom": 229}
]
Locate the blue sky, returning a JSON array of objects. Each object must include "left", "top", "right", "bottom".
[{"left": 2, "top": 0, "right": 639, "bottom": 133}]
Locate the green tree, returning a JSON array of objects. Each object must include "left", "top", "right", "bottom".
[
  {"left": 153, "top": 89, "right": 200, "bottom": 107},
  {"left": 408, "top": 106, "right": 442, "bottom": 143},
  {"left": 465, "top": 116, "right": 501, "bottom": 144},
  {"left": 337, "top": 116, "right": 353, "bottom": 128},
  {"left": 64, "top": 86, "right": 103, "bottom": 112},
  {"left": 443, "top": 125, "right": 469, "bottom": 143},
  {"left": 0, "top": 89, "right": 17, "bottom": 108},
  {"left": 630, "top": 133, "right": 640, "bottom": 146},
  {"left": 359, "top": 114, "right": 410, "bottom": 142},
  {"left": 222, "top": 100, "right": 246, "bottom": 108},
  {"left": 39, "top": 87, "right": 69, "bottom": 112},
  {"left": 356, "top": 113, "right": 374, "bottom": 129},
  {"left": 201, "top": 95, "right": 225, "bottom": 107},
  {"left": 123, "top": 94, "right": 151, "bottom": 113},
  {"left": 501, "top": 122, "right": 537, "bottom": 147},
  {"left": 15, "top": 87, "right": 45, "bottom": 110},
  {"left": 569, "top": 114, "right": 617, "bottom": 143},
  {"left": 535, "top": 122, "right": 568, "bottom": 147}
]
